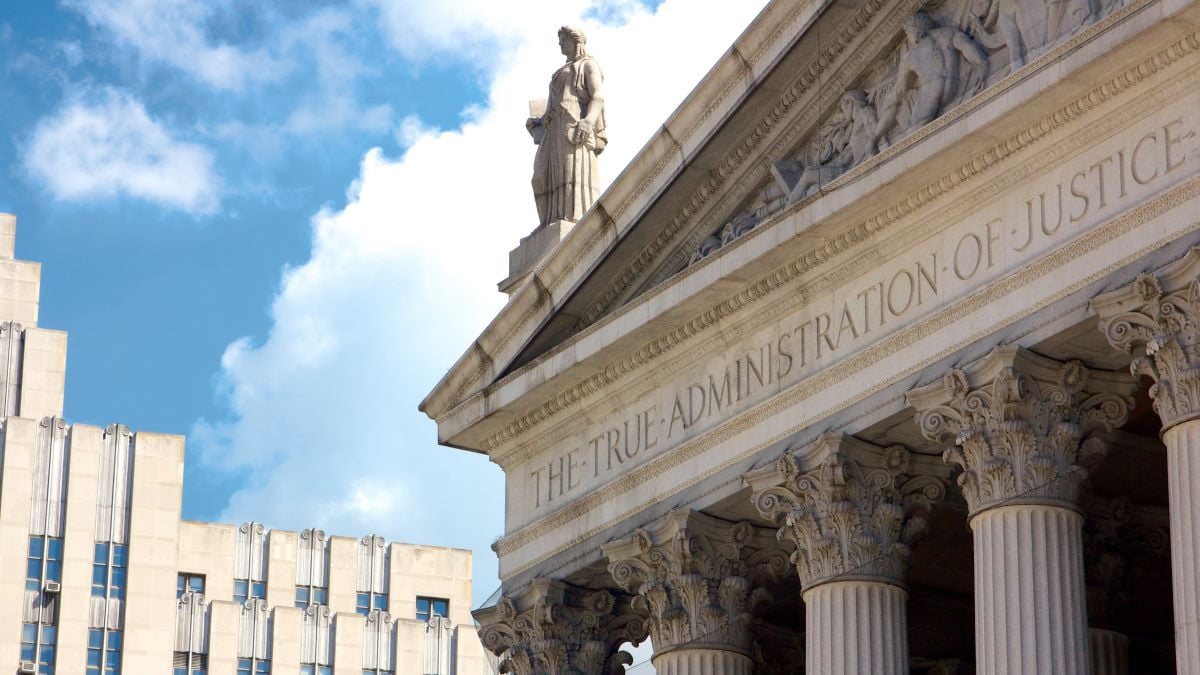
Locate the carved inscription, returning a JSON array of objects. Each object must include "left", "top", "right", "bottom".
[{"left": 513, "top": 108, "right": 1200, "bottom": 525}]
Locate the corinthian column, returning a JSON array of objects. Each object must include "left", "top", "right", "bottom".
[
  {"left": 1093, "top": 251, "right": 1200, "bottom": 673},
  {"left": 601, "top": 510, "right": 788, "bottom": 675},
  {"left": 746, "top": 433, "right": 946, "bottom": 675},
  {"left": 909, "top": 346, "right": 1133, "bottom": 675},
  {"left": 475, "top": 578, "right": 646, "bottom": 675}
]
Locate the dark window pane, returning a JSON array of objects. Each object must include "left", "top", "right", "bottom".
[
  {"left": 189, "top": 577, "right": 204, "bottom": 593},
  {"left": 46, "top": 561, "right": 62, "bottom": 582},
  {"left": 94, "top": 543, "right": 108, "bottom": 563},
  {"left": 112, "top": 546, "right": 128, "bottom": 567},
  {"left": 46, "top": 538, "right": 62, "bottom": 559},
  {"left": 314, "top": 588, "right": 327, "bottom": 604},
  {"left": 29, "top": 537, "right": 43, "bottom": 558}
]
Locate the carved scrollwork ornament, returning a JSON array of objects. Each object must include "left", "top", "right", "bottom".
[
  {"left": 1096, "top": 268, "right": 1200, "bottom": 429},
  {"left": 602, "top": 511, "right": 787, "bottom": 656},
  {"left": 748, "top": 436, "right": 945, "bottom": 590},
  {"left": 476, "top": 581, "right": 645, "bottom": 675},
  {"left": 910, "top": 347, "right": 1133, "bottom": 516}
]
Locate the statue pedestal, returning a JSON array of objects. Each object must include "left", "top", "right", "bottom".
[{"left": 498, "top": 220, "right": 575, "bottom": 296}]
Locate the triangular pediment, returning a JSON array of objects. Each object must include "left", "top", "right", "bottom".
[{"left": 421, "top": 0, "right": 1125, "bottom": 447}]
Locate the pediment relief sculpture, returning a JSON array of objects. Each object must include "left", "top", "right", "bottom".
[{"left": 685, "top": 0, "right": 1117, "bottom": 270}]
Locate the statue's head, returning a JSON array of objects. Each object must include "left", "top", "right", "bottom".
[
  {"left": 558, "top": 26, "right": 588, "bottom": 59},
  {"left": 903, "top": 12, "right": 935, "bottom": 42},
  {"left": 840, "top": 90, "right": 868, "bottom": 114}
]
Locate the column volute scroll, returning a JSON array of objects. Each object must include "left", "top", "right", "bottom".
[
  {"left": 908, "top": 344, "right": 1134, "bottom": 517},
  {"left": 475, "top": 578, "right": 646, "bottom": 675},
  {"left": 745, "top": 432, "right": 947, "bottom": 591},
  {"left": 745, "top": 432, "right": 947, "bottom": 675},
  {"left": 1093, "top": 248, "right": 1200, "bottom": 430},
  {"left": 601, "top": 510, "right": 789, "bottom": 667}
]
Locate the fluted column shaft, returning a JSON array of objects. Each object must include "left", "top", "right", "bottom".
[
  {"left": 1089, "top": 627, "right": 1130, "bottom": 675},
  {"left": 1164, "top": 422, "right": 1200, "bottom": 673},
  {"left": 1092, "top": 258, "right": 1200, "bottom": 673},
  {"left": 909, "top": 347, "right": 1133, "bottom": 675},
  {"left": 972, "top": 505, "right": 1090, "bottom": 675},
  {"left": 652, "top": 649, "right": 753, "bottom": 675},
  {"left": 803, "top": 580, "right": 908, "bottom": 675}
]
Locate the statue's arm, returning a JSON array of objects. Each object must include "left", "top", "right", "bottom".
[
  {"left": 581, "top": 60, "right": 605, "bottom": 127},
  {"left": 955, "top": 32, "right": 990, "bottom": 69}
]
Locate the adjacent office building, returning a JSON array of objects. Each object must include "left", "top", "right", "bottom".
[{"left": 0, "top": 213, "right": 493, "bottom": 675}]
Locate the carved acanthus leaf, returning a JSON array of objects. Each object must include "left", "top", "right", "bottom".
[
  {"left": 602, "top": 510, "right": 786, "bottom": 654},
  {"left": 748, "top": 434, "right": 944, "bottom": 590},
  {"left": 476, "top": 579, "right": 644, "bottom": 675},
  {"left": 1094, "top": 253, "right": 1200, "bottom": 429},
  {"left": 910, "top": 346, "right": 1133, "bottom": 516}
]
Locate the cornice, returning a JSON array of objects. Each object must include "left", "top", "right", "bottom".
[{"left": 477, "top": 16, "right": 1197, "bottom": 462}]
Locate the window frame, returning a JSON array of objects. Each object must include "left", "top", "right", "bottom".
[
  {"left": 176, "top": 572, "right": 206, "bottom": 599},
  {"left": 415, "top": 596, "right": 449, "bottom": 623}
]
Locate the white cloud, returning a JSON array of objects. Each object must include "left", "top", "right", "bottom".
[
  {"left": 25, "top": 88, "right": 219, "bottom": 214},
  {"left": 64, "top": 0, "right": 282, "bottom": 92},
  {"left": 196, "top": 0, "right": 769, "bottom": 614}
]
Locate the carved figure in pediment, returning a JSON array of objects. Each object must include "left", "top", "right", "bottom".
[
  {"left": 968, "top": 0, "right": 1102, "bottom": 71},
  {"left": 874, "top": 12, "right": 990, "bottom": 149},
  {"left": 773, "top": 90, "right": 879, "bottom": 201}
]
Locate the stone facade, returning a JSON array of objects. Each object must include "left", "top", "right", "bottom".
[
  {"left": 426, "top": 0, "right": 1200, "bottom": 672},
  {"left": 0, "top": 214, "right": 496, "bottom": 675}
]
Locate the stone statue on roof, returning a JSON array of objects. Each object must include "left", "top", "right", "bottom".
[{"left": 526, "top": 26, "right": 607, "bottom": 227}]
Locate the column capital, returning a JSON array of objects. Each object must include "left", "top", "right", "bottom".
[
  {"left": 908, "top": 345, "right": 1133, "bottom": 516},
  {"left": 746, "top": 433, "right": 946, "bottom": 590},
  {"left": 476, "top": 578, "right": 646, "bottom": 675},
  {"left": 601, "top": 510, "right": 787, "bottom": 658},
  {"left": 1093, "top": 247, "right": 1200, "bottom": 430},
  {"left": 1083, "top": 495, "right": 1169, "bottom": 630}
]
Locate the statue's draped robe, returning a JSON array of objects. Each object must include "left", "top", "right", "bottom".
[{"left": 533, "top": 56, "right": 606, "bottom": 226}]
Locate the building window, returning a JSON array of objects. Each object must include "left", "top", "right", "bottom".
[
  {"left": 26, "top": 536, "right": 63, "bottom": 591},
  {"left": 295, "top": 584, "right": 328, "bottom": 609},
  {"left": 173, "top": 652, "right": 208, "bottom": 675},
  {"left": 362, "top": 671, "right": 394, "bottom": 675},
  {"left": 237, "top": 658, "right": 270, "bottom": 675},
  {"left": 300, "top": 666, "right": 332, "bottom": 675},
  {"left": 233, "top": 579, "right": 265, "bottom": 604},
  {"left": 356, "top": 592, "right": 388, "bottom": 616},
  {"left": 177, "top": 573, "right": 205, "bottom": 599},
  {"left": 92, "top": 543, "right": 128, "bottom": 599},
  {"left": 416, "top": 597, "right": 448, "bottom": 623},
  {"left": 86, "top": 628, "right": 121, "bottom": 674},
  {"left": 21, "top": 622, "right": 56, "bottom": 674}
]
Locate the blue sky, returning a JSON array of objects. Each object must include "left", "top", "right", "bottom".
[{"left": 0, "top": 0, "right": 768, "bottom": 636}]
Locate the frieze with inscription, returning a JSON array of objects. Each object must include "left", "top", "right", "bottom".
[{"left": 506, "top": 96, "right": 1200, "bottom": 531}]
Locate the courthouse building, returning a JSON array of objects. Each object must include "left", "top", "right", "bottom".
[
  {"left": 423, "top": 0, "right": 1200, "bottom": 673},
  {"left": 0, "top": 212, "right": 494, "bottom": 675}
]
